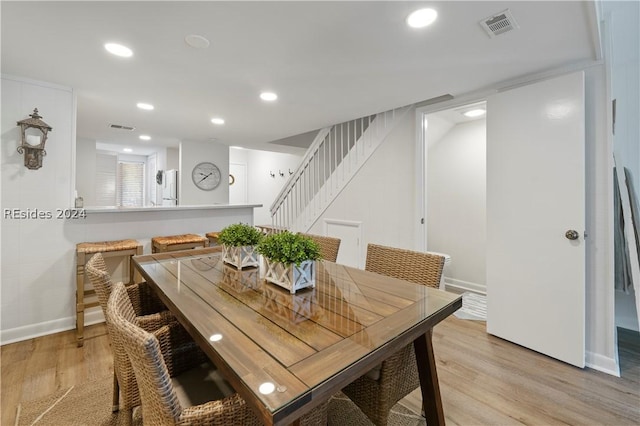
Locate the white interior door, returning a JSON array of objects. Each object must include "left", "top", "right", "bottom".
[
  {"left": 486, "top": 71, "right": 585, "bottom": 367},
  {"left": 229, "top": 163, "right": 247, "bottom": 204}
]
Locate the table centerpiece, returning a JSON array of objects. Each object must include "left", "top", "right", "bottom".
[
  {"left": 256, "top": 231, "right": 321, "bottom": 294},
  {"left": 218, "top": 223, "right": 263, "bottom": 269}
]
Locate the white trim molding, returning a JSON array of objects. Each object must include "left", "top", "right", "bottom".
[
  {"left": 586, "top": 351, "right": 620, "bottom": 377},
  {"left": 444, "top": 277, "right": 487, "bottom": 295},
  {"left": 0, "top": 310, "right": 105, "bottom": 345},
  {"left": 323, "top": 218, "right": 363, "bottom": 269}
]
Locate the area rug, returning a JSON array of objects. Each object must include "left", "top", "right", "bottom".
[
  {"left": 15, "top": 376, "right": 423, "bottom": 425},
  {"left": 453, "top": 291, "right": 487, "bottom": 321},
  {"left": 328, "top": 392, "right": 425, "bottom": 426},
  {"left": 15, "top": 375, "right": 141, "bottom": 426}
]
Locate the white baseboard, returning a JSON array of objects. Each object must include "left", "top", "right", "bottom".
[
  {"left": 0, "top": 310, "right": 105, "bottom": 345},
  {"left": 444, "top": 277, "right": 487, "bottom": 295},
  {"left": 586, "top": 351, "right": 620, "bottom": 377}
]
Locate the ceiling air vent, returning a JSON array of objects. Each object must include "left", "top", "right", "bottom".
[
  {"left": 480, "top": 9, "right": 519, "bottom": 38},
  {"left": 109, "top": 123, "right": 136, "bottom": 131}
]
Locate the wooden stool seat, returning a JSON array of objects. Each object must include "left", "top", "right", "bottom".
[
  {"left": 76, "top": 239, "right": 143, "bottom": 347},
  {"left": 151, "top": 233, "right": 208, "bottom": 253},
  {"left": 77, "top": 239, "right": 140, "bottom": 254},
  {"left": 205, "top": 232, "right": 220, "bottom": 246}
]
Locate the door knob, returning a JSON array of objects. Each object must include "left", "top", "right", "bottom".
[{"left": 565, "top": 230, "right": 579, "bottom": 240}]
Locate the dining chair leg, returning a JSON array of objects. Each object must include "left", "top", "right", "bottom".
[
  {"left": 121, "top": 408, "right": 133, "bottom": 426},
  {"left": 112, "top": 372, "right": 120, "bottom": 412}
]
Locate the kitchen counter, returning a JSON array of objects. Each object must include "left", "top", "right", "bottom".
[
  {"left": 64, "top": 204, "right": 263, "bottom": 255},
  {"left": 83, "top": 204, "right": 262, "bottom": 213}
]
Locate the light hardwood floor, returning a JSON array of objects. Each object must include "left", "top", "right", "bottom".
[{"left": 2, "top": 318, "right": 638, "bottom": 425}]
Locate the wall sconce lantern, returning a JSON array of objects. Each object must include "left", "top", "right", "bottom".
[{"left": 16, "top": 108, "right": 53, "bottom": 170}]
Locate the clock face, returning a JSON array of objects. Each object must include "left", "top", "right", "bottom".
[{"left": 191, "top": 162, "right": 221, "bottom": 191}]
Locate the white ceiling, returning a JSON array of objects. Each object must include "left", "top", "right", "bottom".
[
  {"left": 1, "top": 1, "right": 598, "bottom": 154},
  {"left": 426, "top": 101, "right": 487, "bottom": 147}
]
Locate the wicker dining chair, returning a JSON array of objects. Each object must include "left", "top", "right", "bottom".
[
  {"left": 299, "top": 233, "right": 341, "bottom": 263},
  {"left": 341, "top": 243, "right": 445, "bottom": 426},
  {"left": 86, "top": 253, "right": 207, "bottom": 425},
  {"left": 107, "top": 281, "right": 329, "bottom": 426}
]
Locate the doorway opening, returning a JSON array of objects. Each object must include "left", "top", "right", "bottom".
[{"left": 420, "top": 101, "right": 487, "bottom": 295}]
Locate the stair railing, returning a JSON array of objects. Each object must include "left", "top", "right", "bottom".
[{"left": 270, "top": 105, "right": 411, "bottom": 231}]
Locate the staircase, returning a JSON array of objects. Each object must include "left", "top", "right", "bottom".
[{"left": 270, "top": 105, "right": 413, "bottom": 232}]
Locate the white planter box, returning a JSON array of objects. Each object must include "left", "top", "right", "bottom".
[
  {"left": 222, "top": 245, "right": 259, "bottom": 270},
  {"left": 263, "top": 258, "right": 316, "bottom": 294}
]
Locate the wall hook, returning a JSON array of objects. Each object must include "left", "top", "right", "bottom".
[
  {"left": 289, "top": 169, "right": 293, "bottom": 175},
  {"left": 279, "top": 170, "right": 284, "bottom": 177},
  {"left": 270, "top": 171, "right": 275, "bottom": 178}
]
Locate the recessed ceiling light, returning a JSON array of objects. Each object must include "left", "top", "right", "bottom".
[
  {"left": 139, "top": 135, "right": 151, "bottom": 141},
  {"left": 104, "top": 43, "right": 133, "bottom": 57},
  {"left": 463, "top": 109, "right": 486, "bottom": 118},
  {"left": 137, "top": 102, "right": 154, "bottom": 110},
  {"left": 211, "top": 117, "right": 225, "bottom": 125},
  {"left": 407, "top": 8, "right": 438, "bottom": 28},
  {"left": 185, "top": 34, "right": 210, "bottom": 49},
  {"left": 260, "top": 92, "right": 278, "bottom": 101},
  {"left": 123, "top": 148, "right": 133, "bottom": 152}
]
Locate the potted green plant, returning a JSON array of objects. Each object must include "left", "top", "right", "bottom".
[
  {"left": 218, "top": 223, "right": 263, "bottom": 269},
  {"left": 256, "top": 231, "right": 322, "bottom": 293}
]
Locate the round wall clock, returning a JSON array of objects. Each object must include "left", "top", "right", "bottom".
[{"left": 191, "top": 161, "right": 221, "bottom": 191}]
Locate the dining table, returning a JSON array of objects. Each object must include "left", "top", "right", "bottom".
[{"left": 133, "top": 247, "right": 462, "bottom": 425}]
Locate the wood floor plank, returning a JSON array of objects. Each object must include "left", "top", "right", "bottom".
[
  {"left": 2, "top": 319, "right": 638, "bottom": 426},
  {"left": 1, "top": 344, "right": 31, "bottom": 425}
]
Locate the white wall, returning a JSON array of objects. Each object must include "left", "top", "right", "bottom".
[
  {"left": 427, "top": 119, "right": 486, "bottom": 290},
  {"left": 179, "top": 140, "right": 229, "bottom": 205},
  {"left": 167, "top": 147, "right": 179, "bottom": 171},
  {"left": 118, "top": 153, "right": 147, "bottom": 163},
  {"left": 75, "top": 137, "right": 96, "bottom": 206},
  {"left": 229, "top": 147, "right": 249, "bottom": 164},
  {"left": 309, "top": 110, "right": 417, "bottom": 266},
  {"left": 1, "top": 75, "right": 76, "bottom": 340},
  {"left": 244, "top": 149, "right": 303, "bottom": 225}
]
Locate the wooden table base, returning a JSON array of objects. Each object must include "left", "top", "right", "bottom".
[{"left": 414, "top": 329, "right": 445, "bottom": 426}]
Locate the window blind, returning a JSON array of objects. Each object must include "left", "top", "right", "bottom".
[{"left": 117, "top": 161, "right": 145, "bottom": 207}]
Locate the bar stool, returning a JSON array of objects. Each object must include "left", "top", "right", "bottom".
[
  {"left": 151, "top": 233, "right": 208, "bottom": 253},
  {"left": 205, "top": 231, "right": 220, "bottom": 246},
  {"left": 76, "top": 239, "right": 143, "bottom": 347}
]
